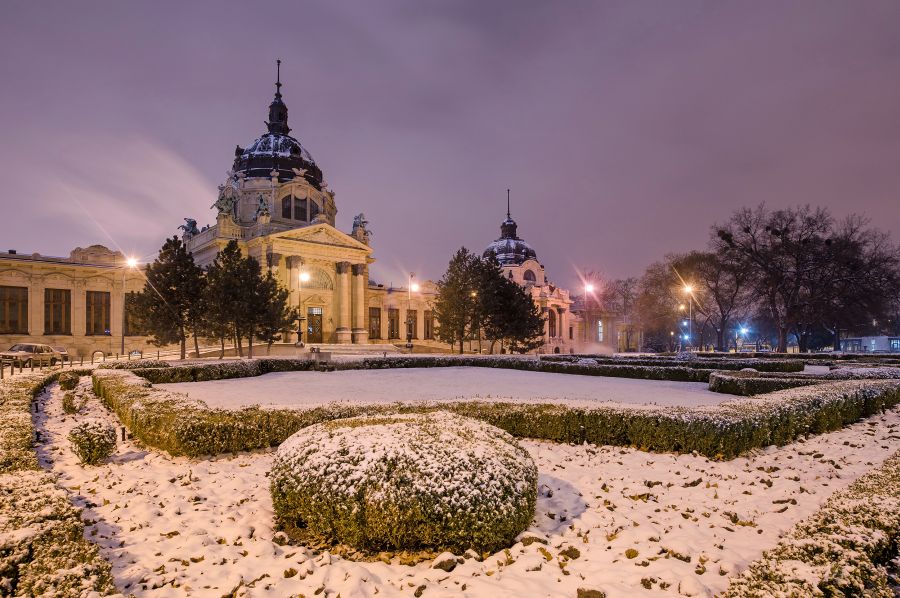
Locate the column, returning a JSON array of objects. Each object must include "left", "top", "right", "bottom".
[
  {"left": 29, "top": 274, "right": 44, "bottom": 337},
  {"left": 335, "top": 261, "right": 352, "bottom": 344},
  {"left": 351, "top": 264, "right": 368, "bottom": 344}
]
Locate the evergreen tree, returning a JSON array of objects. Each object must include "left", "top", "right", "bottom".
[
  {"left": 133, "top": 236, "right": 205, "bottom": 359},
  {"left": 477, "top": 256, "right": 545, "bottom": 353},
  {"left": 254, "top": 271, "right": 296, "bottom": 354},
  {"left": 434, "top": 248, "right": 480, "bottom": 353},
  {"left": 202, "top": 241, "right": 243, "bottom": 358}
]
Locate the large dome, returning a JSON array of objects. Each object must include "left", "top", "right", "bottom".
[
  {"left": 231, "top": 61, "right": 325, "bottom": 189},
  {"left": 483, "top": 214, "right": 538, "bottom": 266}
]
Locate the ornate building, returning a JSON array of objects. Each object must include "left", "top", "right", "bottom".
[{"left": 483, "top": 201, "right": 577, "bottom": 353}]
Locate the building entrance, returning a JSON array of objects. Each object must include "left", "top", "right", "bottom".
[{"left": 307, "top": 307, "right": 323, "bottom": 343}]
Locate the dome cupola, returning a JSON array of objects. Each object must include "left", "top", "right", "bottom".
[
  {"left": 232, "top": 60, "right": 325, "bottom": 188},
  {"left": 483, "top": 192, "right": 538, "bottom": 266}
]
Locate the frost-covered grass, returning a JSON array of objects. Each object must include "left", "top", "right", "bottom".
[
  {"left": 33, "top": 379, "right": 900, "bottom": 597},
  {"left": 0, "top": 371, "right": 115, "bottom": 596},
  {"left": 271, "top": 412, "right": 537, "bottom": 554},
  {"left": 725, "top": 450, "right": 900, "bottom": 597},
  {"left": 94, "top": 367, "right": 900, "bottom": 459}
]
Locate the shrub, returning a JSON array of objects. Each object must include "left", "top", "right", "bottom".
[
  {"left": 708, "top": 371, "right": 822, "bottom": 395},
  {"left": 96, "top": 359, "right": 171, "bottom": 370},
  {"left": 57, "top": 371, "right": 80, "bottom": 390},
  {"left": 270, "top": 411, "right": 537, "bottom": 553},
  {"left": 68, "top": 420, "right": 116, "bottom": 465},
  {"left": 61, "top": 391, "right": 77, "bottom": 414},
  {"left": 724, "top": 451, "right": 900, "bottom": 596}
]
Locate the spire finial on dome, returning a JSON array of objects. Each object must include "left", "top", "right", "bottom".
[
  {"left": 507, "top": 188, "right": 510, "bottom": 219},
  {"left": 266, "top": 59, "right": 290, "bottom": 135},
  {"left": 275, "top": 59, "right": 282, "bottom": 99}
]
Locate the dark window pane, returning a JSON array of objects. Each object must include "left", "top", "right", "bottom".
[
  {"left": 44, "top": 288, "right": 71, "bottom": 335},
  {"left": 281, "top": 196, "right": 292, "bottom": 218},
  {"left": 369, "top": 307, "right": 381, "bottom": 339},
  {"left": 0, "top": 286, "right": 28, "bottom": 334},
  {"left": 294, "top": 197, "right": 307, "bottom": 220}
]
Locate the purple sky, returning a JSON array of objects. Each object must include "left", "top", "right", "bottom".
[{"left": 2, "top": 1, "right": 899, "bottom": 289}]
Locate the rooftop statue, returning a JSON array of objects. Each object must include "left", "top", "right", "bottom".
[
  {"left": 254, "top": 195, "right": 271, "bottom": 221},
  {"left": 179, "top": 218, "right": 200, "bottom": 238}
]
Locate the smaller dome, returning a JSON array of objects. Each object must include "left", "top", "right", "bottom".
[{"left": 483, "top": 204, "right": 538, "bottom": 266}]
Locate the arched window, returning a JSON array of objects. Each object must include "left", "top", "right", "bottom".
[
  {"left": 309, "top": 200, "right": 320, "bottom": 220},
  {"left": 294, "top": 197, "right": 307, "bottom": 221},
  {"left": 281, "top": 196, "right": 292, "bottom": 219},
  {"left": 548, "top": 309, "right": 557, "bottom": 338},
  {"left": 597, "top": 319, "right": 604, "bottom": 342},
  {"left": 523, "top": 270, "right": 536, "bottom": 283}
]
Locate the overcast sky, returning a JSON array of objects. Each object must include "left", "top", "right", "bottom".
[{"left": 2, "top": 1, "right": 899, "bottom": 288}]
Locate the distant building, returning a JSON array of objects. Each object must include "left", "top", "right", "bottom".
[{"left": 840, "top": 335, "right": 900, "bottom": 353}]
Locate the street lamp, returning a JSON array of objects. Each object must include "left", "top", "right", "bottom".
[
  {"left": 121, "top": 257, "right": 138, "bottom": 356},
  {"left": 297, "top": 269, "right": 310, "bottom": 346},
  {"left": 683, "top": 285, "right": 694, "bottom": 351},
  {"left": 583, "top": 283, "right": 594, "bottom": 343},
  {"left": 406, "top": 273, "right": 417, "bottom": 348}
]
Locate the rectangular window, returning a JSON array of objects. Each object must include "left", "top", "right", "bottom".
[
  {"left": 281, "top": 196, "right": 292, "bottom": 219},
  {"left": 890, "top": 339, "right": 900, "bottom": 351},
  {"left": 369, "top": 307, "right": 381, "bottom": 340},
  {"left": 44, "top": 288, "right": 71, "bottom": 335},
  {"left": 406, "top": 309, "right": 417, "bottom": 340},
  {"left": 294, "top": 197, "right": 307, "bottom": 221},
  {"left": 424, "top": 310, "right": 434, "bottom": 340},
  {"left": 85, "top": 291, "right": 111, "bottom": 336},
  {"left": 0, "top": 286, "right": 28, "bottom": 334},
  {"left": 569, "top": 326, "right": 573, "bottom": 340},
  {"left": 124, "top": 292, "right": 144, "bottom": 336},
  {"left": 388, "top": 308, "right": 400, "bottom": 339}
]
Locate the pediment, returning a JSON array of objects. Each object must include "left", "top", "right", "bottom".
[{"left": 272, "top": 224, "right": 371, "bottom": 253}]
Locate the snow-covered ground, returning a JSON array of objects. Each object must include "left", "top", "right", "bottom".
[
  {"left": 35, "top": 377, "right": 900, "bottom": 597},
  {"left": 156, "top": 367, "right": 733, "bottom": 409}
]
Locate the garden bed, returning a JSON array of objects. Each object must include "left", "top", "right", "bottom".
[
  {"left": 94, "top": 365, "right": 900, "bottom": 459},
  {"left": 0, "top": 370, "right": 115, "bottom": 596}
]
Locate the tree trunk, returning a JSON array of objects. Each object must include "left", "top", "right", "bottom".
[
  {"left": 193, "top": 332, "right": 200, "bottom": 359},
  {"left": 179, "top": 338, "right": 186, "bottom": 360},
  {"left": 219, "top": 336, "right": 225, "bottom": 359},
  {"left": 248, "top": 326, "right": 254, "bottom": 359},
  {"left": 777, "top": 327, "right": 788, "bottom": 353},
  {"left": 716, "top": 328, "right": 725, "bottom": 353},
  {"left": 236, "top": 333, "right": 243, "bottom": 358}
]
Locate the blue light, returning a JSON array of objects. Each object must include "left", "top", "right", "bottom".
[
  {"left": 740, "top": 327, "right": 749, "bottom": 335},
  {"left": 683, "top": 334, "right": 689, "bottom": 340},
  {"left": 682, "top": 320, "right": 689, "bottom": 326}
]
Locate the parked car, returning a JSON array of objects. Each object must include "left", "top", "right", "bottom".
[
  {"left": 52, "top": 346, "right": 71, "bottom": 364},
  {"left": 0, "top": 343, "right": 64, "bottom": 367}
]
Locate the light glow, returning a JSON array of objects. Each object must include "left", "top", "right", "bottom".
[
  {"left": 683, "top": 284, "right": 693, "bottom": 294},
  {"left": 410, "top": 282, "right": 420, "bottom": 292},
  {"left": 740, "top": 327, "right": 749, "bottom": 335},
  {"left": 585, "top": 283, "right": 594, "bottom": 293},
  {"left": 299, "top": 271, "right": 311, "bottom": 283},
  {"left": 125, "top": 257, "right": 138, "bottom": 268}
]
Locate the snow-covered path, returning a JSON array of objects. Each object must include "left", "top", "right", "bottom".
[
  {"left": 35, "top": 377, "right": 900, "bottom": 597},
  {"left": 156, "top": 366, "right": 733, "bottom": 409}
]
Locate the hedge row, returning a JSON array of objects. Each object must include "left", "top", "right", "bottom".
[
  {"left": 724, "top": 450, "right": 900, "bottom": 597},
  {"left": 131, "top": 355, "right": 716, "bottom": 384},
  {"left": 94, "top": 367, "right": 900, "bottom": 460},
  {"left": 709, "top": 366, "right": 900, "bottom": 396},
  {"left": 0, "top": 371, "right": 116, "bottom": 596},
  {"left": 547, "top": 354, "right": 806, "bottom": 373}
]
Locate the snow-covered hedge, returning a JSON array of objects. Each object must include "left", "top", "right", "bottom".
[
  {"left": 57, "top": 370, "right": 80, "bottom": 390},
  {"left": 68, "top": 420, "right": 116, "bottom": 465},
  {"left": 94, "top": 368, "right": 900, "bottom": 460},
  {"left": 545, "top": 354, "right": 805, "bottom": 373},
  {"left": 270, "top": 411, "right": 537, "bottom": 553},
  {"left": 725, "top": 450, "right": 900, "bottom": 597},
  {"left": 0, "top": 371, "right": 115, "bottom": 595},
  {"left": 709, "top": 366, "right": 900, "bottom": 396},
  {"left": 133, "top": 357, "right": 316, "bottom": 384},
  {"left": 96, "top": 358, "right": 171, "bottom": 370}
]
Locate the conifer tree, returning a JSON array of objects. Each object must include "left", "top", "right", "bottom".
[
  {"left": 133, "top": 236, "right": 205, "bottom": 359},
  {"left": 434, "top": 248, "right": 480, "bottom": 353}
]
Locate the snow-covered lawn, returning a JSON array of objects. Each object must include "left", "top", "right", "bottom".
[
  {"left": 156, "top": 366, "right": 734, "bottom": 409},
  {"left": 35, "top": 378, "right": 900, "bottom": 597}
]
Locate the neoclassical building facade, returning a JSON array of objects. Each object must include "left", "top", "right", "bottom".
[{"left": 0, "top": 65, "right": 623, "bottom": 358}]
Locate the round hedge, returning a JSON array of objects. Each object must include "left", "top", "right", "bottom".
[
  {"left": 68, "top": 421, "right": 116, "bottom": 465},
  {"left": 270, "top": 411, "right": 537, "bottom": 554}
]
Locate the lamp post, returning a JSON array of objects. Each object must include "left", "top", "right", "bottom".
[
  {"left": 297, "top": 269, "right": 310, "bottom": 346},
  {"left": 683, "top": 285, "right": 694, "bottom": 351},
  {"left": 583, "top": 283, "right": 594, "bottom": 343},
  {"left": 470, "top": 290, "right": 480, "bottom": 353},
  {"left": 121, "top": 257, "right": 138, "bottom": 356},
  {"left": 406, "top": 273, "right": 419, "bottom": 349}
]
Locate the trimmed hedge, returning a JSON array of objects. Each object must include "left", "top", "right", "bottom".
[
  {"left": 0, "top": 371, "right": 115, "bottom": 596},
  {"left": 725, "top": 450, "right": 900, "bottom": 596},
  {"left": 548, "top": 354, "right": 806, "bottom": 373},
  {"left": 271, "top": 412, "right": 537, "bottom": 553},
  {"left": 94, "top": 366, "right": 900, "bottom": 460},
  {"left": 710, "top": 366, "right": 900, "bottom": 396}
]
